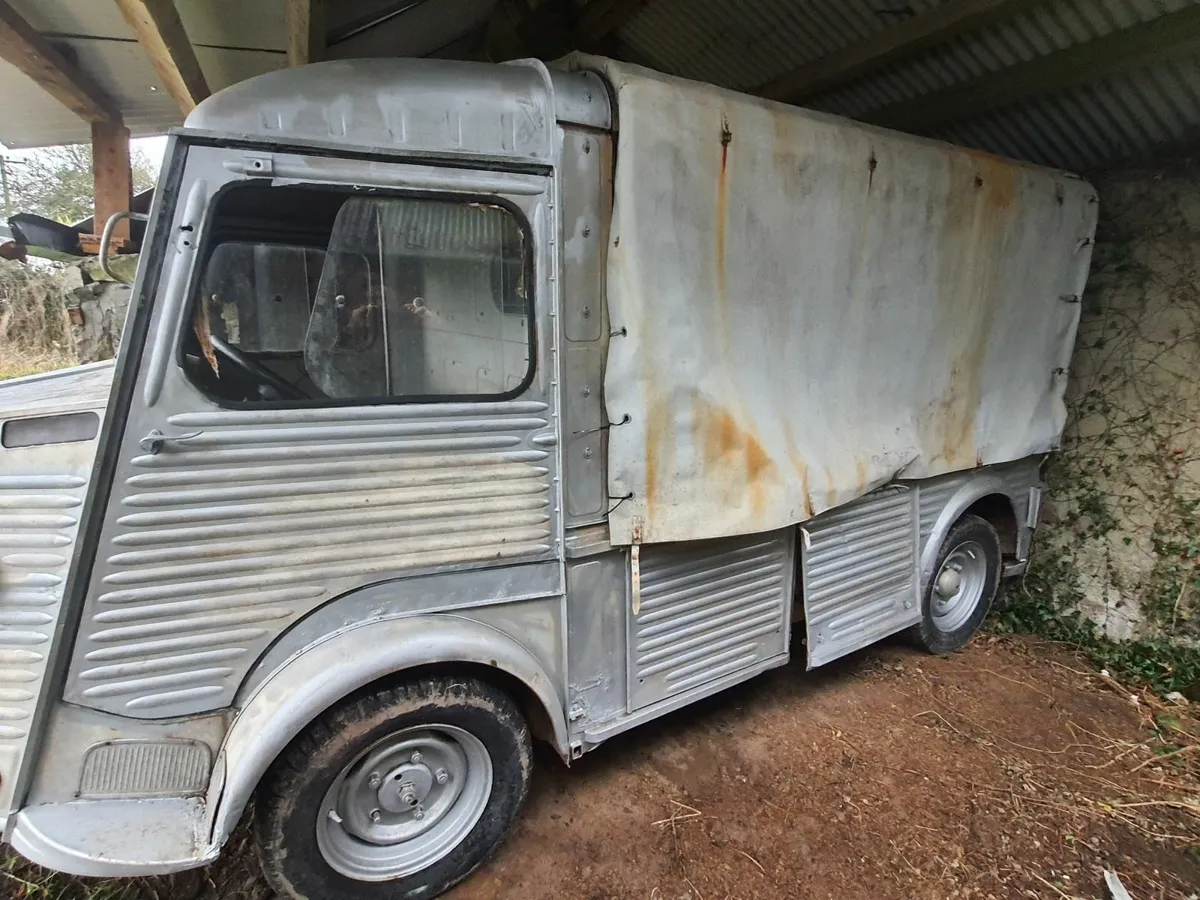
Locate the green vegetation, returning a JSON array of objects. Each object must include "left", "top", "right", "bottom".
[
  {"left": 3, "top": 143, "right": 158, "bottom": 224},
  {"left": 988, "top": 162, "right": 1200, "bottom": 698},
  {"left": 0, "top": 259, "right": 76, "bottom": 380},
  {"left": 993, "top": 571, "right": 1200, "bottom": 697}
]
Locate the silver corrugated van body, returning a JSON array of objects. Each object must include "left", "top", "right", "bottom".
[{"left": 0, "top": 55, "right": 1095, "bottom": 897}]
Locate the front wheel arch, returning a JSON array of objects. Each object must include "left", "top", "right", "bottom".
[{"left": 205, "top": 614, "right": 568, "bottom": 853}]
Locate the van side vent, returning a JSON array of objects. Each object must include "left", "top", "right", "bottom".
[
  {"left": 79, "top": 740, "right": 210, "bottom": 798},
  {"left": 802, "top": 487, "right": 918, "bottom": 667},
  {"left": 630, "top": 532, "right": 792, "bottom": 710}
]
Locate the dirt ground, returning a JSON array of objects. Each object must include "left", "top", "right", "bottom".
[{"left": 4, "top": 634, "right": 1198, "bottom": 900}]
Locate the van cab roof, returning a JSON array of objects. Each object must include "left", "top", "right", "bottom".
[{"left": 183, "top": 57, "right": 611, "bottom": 164}]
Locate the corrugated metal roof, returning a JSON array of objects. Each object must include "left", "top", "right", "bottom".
[
  {"left": 620, "top": 0, "right": 945, "bottom": 93},
  {"left": 808, "top": 0, "right": 1200, "bottom": 170},
  {"left": 1, "top": 0, "right": 1197, "bottom": 170},
  {"left": 612, "top": 0, "right": 1200, "bottom": 170}
]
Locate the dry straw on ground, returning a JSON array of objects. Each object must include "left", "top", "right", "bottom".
[{"left": 0, "top": 259, "right": 77, "bottom": 380}]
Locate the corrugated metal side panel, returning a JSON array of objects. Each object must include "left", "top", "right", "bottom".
[
  {"left": 66, "top": 402, "right": 554, "bottom": 718},
  {"left": 917, "top": 477, "right": 959, "bottom": 551},
  {"left": 0, "top": 441, "right": 97, "bottom": 820},
  {"left": 630, "top": 532, "right": 792, "bottom": 709},
  {"left": 802, "top": 487, "right": 919, "bottom": 668}
]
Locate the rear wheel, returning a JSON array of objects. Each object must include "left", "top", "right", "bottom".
[
  {"left": 911, "top": 514, "right": 1001, "bottom": 654},
  {"left": 255, "top": 676, "right": 532, "bottom": 900}
]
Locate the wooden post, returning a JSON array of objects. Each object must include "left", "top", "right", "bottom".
[
  {"left": 91, "top": 121, "right": 132, "bottom": 248},
  {"left": 284, "top": 0, "right": 326, "bottom": 67}
]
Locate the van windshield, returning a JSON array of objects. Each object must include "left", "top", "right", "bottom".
[{"left": 181, "top": 184, "right": 532, "bottom": 405}]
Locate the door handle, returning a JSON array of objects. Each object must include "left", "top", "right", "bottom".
[{"left": 139, "top": 429, "right": 202, "bottom": 455}]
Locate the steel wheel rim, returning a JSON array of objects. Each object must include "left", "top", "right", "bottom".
[
  {"left": 316, "top": 724, "right": 492, "bottom": 882},
  {"left": 931, "top": 541, "right": 988, "bottom": 633}
]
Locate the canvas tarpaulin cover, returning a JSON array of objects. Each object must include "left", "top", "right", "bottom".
[{"left": 573, "top": 59, "right": 1099, "bottom": 546}]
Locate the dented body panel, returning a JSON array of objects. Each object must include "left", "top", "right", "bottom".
[{"left": 572, "top": 58, "right": 1098, "bottom": 546}]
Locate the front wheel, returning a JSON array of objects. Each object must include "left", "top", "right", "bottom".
[
  {"left": 255, "top": 676, "right": 532, "bottom": 900},
  {"left": 910, "top": 514, "right": 1001, "bottom": 654}
]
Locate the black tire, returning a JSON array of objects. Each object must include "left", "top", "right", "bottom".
[
  {"left": 255, "top": 676, "right": 532, "bottom": 900},
  {"left": 910, "top": 514, "right": 1001, "bottom": 654}
]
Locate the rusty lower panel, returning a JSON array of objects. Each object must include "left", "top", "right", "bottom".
[{"left": 571, "top": 57, "right": 1099, "bottom": 546}]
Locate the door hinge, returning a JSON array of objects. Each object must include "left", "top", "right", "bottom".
[{"left": 630, "top": 522, "right": 643, "bottom": 616}]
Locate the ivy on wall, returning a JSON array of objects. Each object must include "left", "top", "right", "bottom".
[{"left": 995, "top": 159, "right": 1200, "bottom": 694}]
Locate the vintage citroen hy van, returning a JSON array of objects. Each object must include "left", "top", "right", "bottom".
[{"left": 0, "top": 56, "right": 1095, "bottom": 898}]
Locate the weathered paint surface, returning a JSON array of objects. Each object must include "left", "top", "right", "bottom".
[
  {"left": 0, "top": 364, "right": 113, "bottom": 824},
  {"left": 578, "top": 58, "right": 1098, "bottom": 546},
  {"left": 64, "top": 402, "right": 555, "bottom": 719}
]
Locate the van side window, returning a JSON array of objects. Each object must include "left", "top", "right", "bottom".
[{"left": 180, "top": 184, "right": 533, "bottom": 405}]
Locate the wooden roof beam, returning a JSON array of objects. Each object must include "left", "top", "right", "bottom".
[
  {"left": 758, "top": 0, "right": 1044, "bottom": 105},
  {"left": 114, "top": 0, "right": 209, "bottom": 114},
  {"left": 867, "top": 4, "right": 1200, "bottom": 134},
  {"left": 578, "top": 0, "right": 650, "bottom": 44},
  {"left": 284, "top": 0, "right": 327, "bottom": 67},
  {"left": 0, "top": 0, "right": 119, "bottom": 123}
]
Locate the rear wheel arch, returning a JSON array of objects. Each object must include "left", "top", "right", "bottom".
[
  {"left": 920, "top": 478, "right": 1021, "bottom": 588},
  {"left": 964, "top": 492, "right": 1020, "bottom": 558},
  {"left": 206, "top": 614, "right": 568, "bottom": 852}
]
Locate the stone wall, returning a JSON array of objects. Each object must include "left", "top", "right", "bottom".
[
  {"left": 61, "top": 255, "right": 137, "bottom": 364},
  {"left": 1039, "top": 160, "right": 1200, "bottom": 642}
]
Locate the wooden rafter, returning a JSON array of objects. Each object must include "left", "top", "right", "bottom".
[
  {"left": 867, "top": 4, "right": 1200, "bottom": 134},
  {"left": 284, "top": 0, "right": 327, "bottom": 67},
  {"left": 758, "top": 0, "right": 1045, "bottom": 104},
  {"left": 114, "top": 0, "right": 209, "bottom": 114},
  {"left": 0, "top": 0, "right": 119, "bottom": 123}
]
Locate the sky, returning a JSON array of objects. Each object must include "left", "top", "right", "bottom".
[{"left": 0, "top": 135, "right": 170, "bottom": 170}]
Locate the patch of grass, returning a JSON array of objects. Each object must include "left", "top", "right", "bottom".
[
  {"left": 1, "top": 849, "right": 140, "bottom": 900},
  {"left": 0, "top": 351, "right": 78, "bottom": 381}
]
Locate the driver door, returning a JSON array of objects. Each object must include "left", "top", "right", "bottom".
[{"left": 62, "top": 143, "right": 560, "bottom": 720}]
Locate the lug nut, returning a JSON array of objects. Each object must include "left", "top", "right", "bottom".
[
  {"left": 410, "top": 751, "right": 423, "bottom": 765},
  {"left": 367, "top": 772, "right": 381, "bottom": 789},
  {"left": 413, "top": 805, "right": 425, "bottom": 820},
  {"left": 370, "top": 809, "right": 382, "bottom": 823},
  {"left": 435, "top": 768, "right": 449, "bottom": 785}
]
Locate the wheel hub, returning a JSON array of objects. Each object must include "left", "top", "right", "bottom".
[
  {"left": 935, "top": 567, "right": 962, "bottom": 597},
  {"left": 930, "top": 541, "right": 988, "bottom": 633},
  {"left": 377, "top": 761, "right": 435, "bottom": 813},
  {"left": 316, "top": 725, "right": 492, "bottom": 881}
]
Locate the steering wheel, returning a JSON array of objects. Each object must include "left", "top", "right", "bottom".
[{"left": 209, "top": 335, "right": 308, "bottom": 401}]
